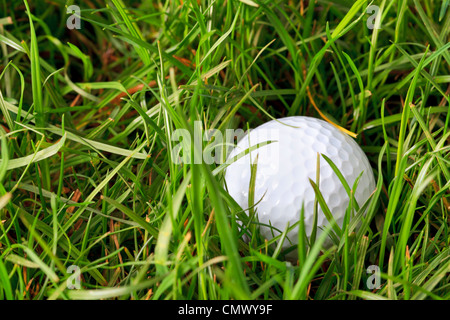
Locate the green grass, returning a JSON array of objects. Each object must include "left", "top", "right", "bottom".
[{"left": 0, "top": 0, "right": 449, "bottom": 300}]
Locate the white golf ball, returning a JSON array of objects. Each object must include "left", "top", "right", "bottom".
[{"left": 224, "top": 116, "right": 375, "bottom": 255}]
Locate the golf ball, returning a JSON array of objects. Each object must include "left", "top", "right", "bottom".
[{"left": 224, "top": 116, "right": 376, "bottom": 255}]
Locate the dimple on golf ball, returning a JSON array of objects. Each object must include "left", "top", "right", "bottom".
[{"left": 224, "top": 116, "right": 376, "bottom": 254}]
